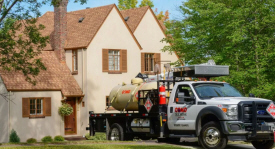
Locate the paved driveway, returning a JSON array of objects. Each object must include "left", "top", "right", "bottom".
[{"left": 135, "top": 140, "right": 256, "bottom": 149}]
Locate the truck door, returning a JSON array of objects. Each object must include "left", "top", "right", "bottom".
[{"left": 167, "top": 84, "right": 198, "bottom": 130}]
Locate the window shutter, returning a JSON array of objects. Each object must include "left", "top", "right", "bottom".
[
  {"left": 155, "top": 53, "right": 161, "bottom": 73},
  {"left": 43, "top": 97, "right": 51, "bottom": 116},
  {"left": 141, "top": 53, "right": 145, "bottom": 73},
  {"left": 102, "top": 49, "right": 109, "bottom": 72},
  {"left": 121, "top": 50, "right": 127, "bottom": 72},
  {"left": 22, "top": 98, "right": 30, "bottom": 117}
]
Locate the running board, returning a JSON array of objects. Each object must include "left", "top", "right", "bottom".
[{"left": 169, "top": 134, "right": 196, "bottom": 138}]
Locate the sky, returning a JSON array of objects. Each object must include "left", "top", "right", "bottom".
[{"left": 39, "top": 0, "right": 185, "bottom": 20}]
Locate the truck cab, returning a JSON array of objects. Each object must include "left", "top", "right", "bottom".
[{"left": 167, "top": 81, "right": 275, "bottom": 149}]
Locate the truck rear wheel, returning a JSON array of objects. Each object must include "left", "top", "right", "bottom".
[
  {"left": 199, "top": 121, "right": 227, "bottom": 149},
  {"left": 108, "top": 123, "right": 124, "bottom": 141},
  {"left": 251, "top": 140, "right": 274, "bottom": 149}
]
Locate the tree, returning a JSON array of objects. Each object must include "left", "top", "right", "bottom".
[
  {"left": 118, "top": 0, "right": 138, "bottom": 10},
  {"left": 155, "top": 8, "right": 169, "bottom": 22},
  {"left": 139, "top": 0, "right": 154, "bottom": 8},
  {"left": 0, "top": 0, "right": 86, "bottom": 85},
  {"left": 162, "top": 0, "right": 275, "bottom": 99}
]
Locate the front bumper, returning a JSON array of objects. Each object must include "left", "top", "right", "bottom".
[{"left": 221, "top": 121, "right": 275, "bottom": 141}]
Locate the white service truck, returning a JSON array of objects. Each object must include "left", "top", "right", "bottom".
[{"left": 87, "top": 64, "right": 275, "bottom": 149}]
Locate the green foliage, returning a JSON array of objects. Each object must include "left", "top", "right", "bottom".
[
  {"left": 85, "top": 133, "right": 106, "bottom": 140},
  {"left": 139, "top": 0, "right": 154, "bottom": 8},
  {"left": 54, "top": 135, "right": 65, "bottom": 141},
  {"left": 58, "top": 103, "right": 73, "bottom": 116},
  {"left": 41, "top": 136, "right": 53, "bottom": 143},
  {"left": 26, "top": 138, "right": 37, "bottom": 144},
  {"left": 163, "top": 0, "right": 275, "bottom": 99},
  {"left": 9, "top": 129, "right": 20, "bottom": 143},
  {"left": 118, "top": 0, "right": 154, "bottom": 10},
  {"left": 118, "top": 0, "right": 138, "bottom": 10}
]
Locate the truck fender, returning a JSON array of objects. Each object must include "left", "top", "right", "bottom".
[{"left": 195, "top": 106, "right": 227, "bottom": 136}]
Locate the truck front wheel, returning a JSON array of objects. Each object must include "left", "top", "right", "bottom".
[
  {"left": 251, "top": 140, "right": 274, "bottom": 149},
  {"left": 199, "top": 121, "right": 227, "bottom": 149}
]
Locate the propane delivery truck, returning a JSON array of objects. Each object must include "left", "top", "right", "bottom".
[{"left": 87, "top": 63, "right": 275, "bottom": 149}]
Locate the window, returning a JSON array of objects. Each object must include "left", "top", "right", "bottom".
[
  {"left": 30, "top": 98, "right": 43, "bottom": 115},
  {"left": 141, "top": 53, "right": 161, "bottom": 74},
  {"left": 145, "top": 53, "right": 154, "bottom": 72},
  {"left": 108, "top": 50, "right": 120, "bottom": 71},
  {"left": 193, "top": 83, "right": 243, "bottom": 99},
  {"left": 174, "top": 85, "right": 194, "bottom": 103},
  {"left": 72, "top": 50, "right": 78, "bottom": 74},
  {"left": 102, "top": 49, "right": 127, "bottom": 73},
  {"left": 22, "top": 97, "right": 51, "bottom": 118}
]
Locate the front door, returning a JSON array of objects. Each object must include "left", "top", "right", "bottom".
[{"left": 64, "top": 98, "right": 77, "bottom": 135}]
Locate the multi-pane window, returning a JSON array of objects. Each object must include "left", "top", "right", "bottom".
[
  {"left": 145, "top": 53, "right": 154, "bottom": 72},
  {"left": 30, "top": 98, "right": 43, "bottom": 115},
  {"left": 72, "top": 50, "right": 78, "bottom": 72},
  {"left": 108, "top": 50, "right": 120, "bottom": 71}
]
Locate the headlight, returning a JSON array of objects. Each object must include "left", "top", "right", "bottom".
[{"left": 222, "top": 105, "right": 238, "bottom": 120}]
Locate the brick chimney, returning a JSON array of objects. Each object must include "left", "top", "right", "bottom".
[{"left": 54, "top": 0, "right": 68, "bottom": 63}]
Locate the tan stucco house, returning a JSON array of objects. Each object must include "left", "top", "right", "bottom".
[{"left": 0, "top": 1, "right": 179, "bottom": 143}]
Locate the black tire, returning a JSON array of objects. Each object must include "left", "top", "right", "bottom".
[
  {"left": 108, "top": 123, "right": 124, "bottom": 141},
  {"left": 199, "top": 121, "right": 227, "bottom": 149},
  {"left": 251, "top": 140, "right": 274, "bottom": 149}
]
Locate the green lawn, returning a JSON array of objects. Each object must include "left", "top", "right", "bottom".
[{"left": 1, "top": 144, "right": 185, "bottom": 149}]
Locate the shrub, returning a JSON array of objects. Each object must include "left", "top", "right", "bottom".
[
  {"left": 26, "top": 138, "right": 37, "bottom": 144},
  {"left": 9, "top": 129, "right": 20, "bottom": 143},
  {"left": 41, "top": 136, "right": 53, "bottom": 143},
  {"left": 54, "top": 135, "right": 65, "bottom": 142},
  {"left": 86, "top": 132, "right": 106, "bottom": 140},
  {"left": 58, "top": 103, "right": 73, "bottom": 116}
]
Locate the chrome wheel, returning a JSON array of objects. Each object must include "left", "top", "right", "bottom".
[
  {"left": 203, "top": 127, "right": 221, "bottom": 147},
  {"left": 110, "top": 128, "right": 120, "bottom": 141}
]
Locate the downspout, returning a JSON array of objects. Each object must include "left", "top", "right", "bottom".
[
  {"left": 82, "top": 48, "right": 84, "bottom": 91},
  {"left": 82, "top": 48, "right": 89, "bottom": 136},
  {"left": 8, "top": 91, "right": 11, "bottom": 141}
]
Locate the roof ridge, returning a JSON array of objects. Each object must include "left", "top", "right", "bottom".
[{"left": 67, "top": 4, "right": 115, "bottom": 13}]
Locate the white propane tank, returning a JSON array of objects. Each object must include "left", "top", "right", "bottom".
[{"left": 109, "top": 78, "right": 157, "bottom": 111}]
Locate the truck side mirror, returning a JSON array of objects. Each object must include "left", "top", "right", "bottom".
[{"left": 249, "top": 93, "right": 255, "bottom": 97}]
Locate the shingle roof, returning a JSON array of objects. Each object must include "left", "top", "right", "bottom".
[
  {"left": 0, "top": 51, "right": 83, "bottom": 96},
  {"left": 41, "top": 4, "right": 115, "bottom": 50},
  {"left": 120, "top": 6, "right": 149, "bottom": 32},
  {"left": 120, "top": 6, "right": 167, "bottom": 33}
]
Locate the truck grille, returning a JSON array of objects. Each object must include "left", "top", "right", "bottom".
[{"left": 239, "top": 101, "right": 275, "bottom": 123}]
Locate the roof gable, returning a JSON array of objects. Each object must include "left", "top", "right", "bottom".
[
  {"left": 121, "top": 6, "right": 182, "bottom": 64},
  {"left": 120, "top": 6, "right": 149, "bottom": 32}
]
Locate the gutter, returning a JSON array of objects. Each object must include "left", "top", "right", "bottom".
[{"left": 8, "top": 91, "right": 11, "bottom": 142}]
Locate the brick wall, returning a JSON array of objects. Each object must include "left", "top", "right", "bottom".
[{"left": 54, "top": 0, "right": 68, "bottom": 62}]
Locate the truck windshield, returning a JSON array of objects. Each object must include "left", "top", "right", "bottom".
[{"left": 193, "top": 83, "right": 243, "bottom": 99}]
